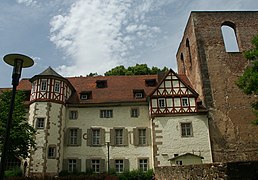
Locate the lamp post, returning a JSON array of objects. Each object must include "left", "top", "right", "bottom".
[{"left": 0, "top": 54, "right": 34, "bottom": 180}]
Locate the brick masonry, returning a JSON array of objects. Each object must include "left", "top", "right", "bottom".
[{"left": 176, "top": 11, "right": 258, "bottom": 162}]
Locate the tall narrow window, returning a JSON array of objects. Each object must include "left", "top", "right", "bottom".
[
  {"left": 158, "top": 98, "right": 165, "bottom": 108},
  {"left": 54, "top": 82, "right": 60, "bottom": 93},
  {"left": 186, "top": 38, "right": 192, "bottom": 69},
  {"left": 92, "top": 129, "right": 100, "bottom": 145},
  {"left": 139, "top": 129, "right": 146, "bottom": 145},
  {"left": 70, "top": 129, "right": 78, "bottom": 145},
  {"left": 221, "top": 23, "right": 239, "bottom": 52},
  {"left": 41, "top": 80, "right": 47, "bottom": 91},
  {"left": 115, "top": 129, "right": 123, "bottom": 145},
  {"left": 180, "top": 53, "right": 186, "bottom": 74}
]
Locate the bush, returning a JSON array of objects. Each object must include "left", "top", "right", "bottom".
[
  {"left": 5, "top": 167, "right": 22, "bottom": 177},
  {"left": 118, "top": 169, "right": 153, "bottom": 180}
]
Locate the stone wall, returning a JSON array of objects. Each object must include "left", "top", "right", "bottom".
[{"left": 155, "top": 161, "right": 258, "bottom": 180}]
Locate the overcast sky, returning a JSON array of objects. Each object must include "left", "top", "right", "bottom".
[{"left": 0, "top": 0, "right": 257, "bottom": 87}]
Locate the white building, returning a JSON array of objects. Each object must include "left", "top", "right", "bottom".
[{"left": 16, "top": 67, "right": 212, "bottom": 176}]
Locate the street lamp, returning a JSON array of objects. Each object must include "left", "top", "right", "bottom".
[{"left": 0, "top": 54, "right": 34, "bottom": 180}]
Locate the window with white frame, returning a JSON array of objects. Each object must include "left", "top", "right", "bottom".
[
  {"left": 40, "top": 80, "right": 47, "bottom": 91},
  {"left": 48, "top": 146, "right": 56, "bottom": 159},
  {"left": 139, "top": 129, "right": 147, "bottom": 145},
  {"left": 115, "top": 159, "right": 124, "bottom": 173},
  {"left": 131, "top": 108, "right": 139, "bottom": 118},
  {"left": 36, "top": 118, "right": 44, "bottom": 129},
  {"left": 139, "top": 159, "right": 148, "bottom": 172},
  {"left": 69, "top": 129, "right": 78, "bottom": 145},
  {"left": 100, "top": 110, "right": 113, "bottom": 118},
  {"left": 182, "top": 97, "right": 189, "bottom": 107},
  {"left": 115, "top": 129, "right": 123, "bottom": 145},
  {"left": 91, "top": 159, "right": 100, "bottom": 173},
  {"left": 68, "top": 159, "right": 77, "bottom": 172},
  {"left": 158, "top": 98, "right": 166, "bottom": 108},
  {"left": 80, "top": 94, "right": 88, "bottom": 100},
  {"left": 69, "top": 110, "right": 78, "bottom": 120},
  {"left": 92, "top": 129, "right": 100, "bottom": 145},
  {"left": 181, "top": 122, "right": 193, "bottom": 137},
  {"left": 54, "top": 82, "right": 60, "bottom": 93}
]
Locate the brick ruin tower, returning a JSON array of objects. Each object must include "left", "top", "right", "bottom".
[{"left": 176, "top": 11, "right": 258, "bottom": 162}]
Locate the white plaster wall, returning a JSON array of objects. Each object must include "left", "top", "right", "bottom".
[
  {"left": 153, "top": 115, "right": 212, "bottom": 166},
  {"left": 64, "top": 105, "right": 153, "bottom": 172}
]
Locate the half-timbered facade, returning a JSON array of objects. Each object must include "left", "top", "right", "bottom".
[{"left": 15, "top": 67, "right": 212, "bottom": 176}]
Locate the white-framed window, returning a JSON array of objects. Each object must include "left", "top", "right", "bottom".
[
  {"left": 139, "top": 129, "right": 146, "bottom": 145},
  {"left": 70, "top": 129, "right": 78, "bottom": 145},
  {"left": 182, "top": 97, "right": 189, "bottom": 107},
  {"left": 115, "top": 129, "right": 123, "bottom": 145},
  {"left": 48, "top": 146, "right": 56, "bottom": 159},
  {"left": 139, "top": 159, "right": 148, "bottom": 172},
  {"left": 81, "top": 94, "right": 88, "bottom": 100},
  {"left": 68, "top": 159, "right": 77, "bottom": 172},
  {"left": 158, "top": 98, "right": 166, "bottom": 108},
  {"left": 100, "top": 110, "right": 113, "bottom": 118},
  {"left": 36, "top": 118, "right": 44, "bottom": 129},
  {"left": 91, "top": 159, "right": 100, "bottom": 173},
  {"left": 135, "top": 92, "right": 143, "bottom": 99},
  {"left": 115, "top": 159, "right": 124, "bottom": 173},
  {"left": 69, "top": 110, "right": 78, "bottom": 120},
  {"left": 181, "top": 122, "right": 193, "bottom": 137},
  {"left": 54, "top": 81, "right": 60, "bottom": 93},
  {"left": 131, "top": 108, "right": 139, "bottom": 118},
  {"left": 40, "top": 80, "right": 47, "bottom": 91},
  {"left": 92, "top": 129, "right": 100, "bottom": 145}
]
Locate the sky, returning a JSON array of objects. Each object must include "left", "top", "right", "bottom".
[{"left": 0, "top": 0, "right": 258, "bottom": 87}]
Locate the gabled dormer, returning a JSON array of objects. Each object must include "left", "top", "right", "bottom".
[
  {"left": 29, "top": 66, "right": 75, "bottom": 104},
  {"left": 149, "top": 69, "right": 200, "bottom": 116}
]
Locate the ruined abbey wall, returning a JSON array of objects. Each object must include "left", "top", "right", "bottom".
[{"left": 176, "top": 11, "right": 258, "bottom": 162}]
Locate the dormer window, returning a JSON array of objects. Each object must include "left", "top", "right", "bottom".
[
  {"left": 96, "top": 80, "right": 107, "bottom": 88},
  {"left": 145, "top": 79, "right": 157, "bottom": 87},
  {"left": 80, "top": 91, "right": 92, "bottom": 100},
  {"left": 133, "top": 89, "right": 144, "bottom": 99}
]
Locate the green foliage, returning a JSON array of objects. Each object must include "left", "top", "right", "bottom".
[
  {"left": 4, "top": 167, "right": 22, "bottom": 177},
  {"left": 236, "top": 34, "right": 258, "bottom": 124},
  {"left": 105, "top": 64, "right": 168, "bottom": 76},
  {"left": 118, "top": 169, "right": 153, "bottom": 180},
  {"left": 0, "top": 90, "right": 36, "bottom": 159}
]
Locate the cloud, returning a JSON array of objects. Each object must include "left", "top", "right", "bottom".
[
  {"left": 16, "top": 0, "right": 38, "bottom": 7},
  {"left": 49, "top": 0, "right": 170, "bottom": 76}
]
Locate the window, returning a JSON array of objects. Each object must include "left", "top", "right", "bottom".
[
  {"left": 139, "top": 159, "right": 148, "bottom": 172},
  {"left": 80, "top": 91, "right": 92, "bottom": 100},
  {"left": 70, "top": 129, "right": 78, "bottom": 145},
  {"left": 158, "top": 98, "right": 165, "bottom": 108},
  {"left": 69, "top": 110, "right": 78, "bottom": 120},
  {"left": 100, "top": 110, "right": 113, "bottom": 118},
  {"left": 139, "top": 129, "right": 146, "bottom": 145},
  {"left": 68, "top": 159, "right": 77, "bottom": 172},
  {"left": 181, "top": 123, "right": 193, "bottom": 137},
  {"left": 115, "top": 129, "right": 123, "bottom": 145},
  {"left": 67, "top": 128, "right": 82, "bottom": 146},
  {"left": 182, "top": 98, "right": 189, "bottom": 107},
  {"left": 115, "top": 160, "right": 124, "bottom": 173},
  {"left": 91, "top": 159, "right": 100, "bottom": 173},
  {"left": 96, "top": 80, "right": 107, "bottom": 88},
  {"left": 36, "top": 118, "right": 44, "bottom": 129},
  {"left": 92, "top": 129, "right": 100, "bottom": 145},
  {"left": 48, "top": 146, "right": 56, "bottom": 159},
  {"left": 135, "top": 92, "right": 143, "bottom": 99},
  {"left": 40, "top": 80, "right": 47, "bottom": 91},
  {"left": 221, "top": 23, "right": 239, "bottom": 52},
  {"left": 81, "top": 94, "right": 88, "bottom": 100},
  {"left": 131, "top": 108, "right": 139, "bottom": 118},
  {"left": 176, "top": 160, "right": 183, "bottom": 165},
  {"left": 54, "top": 82, "right": 60, "bottom": 93},
  {"left": 145, "top": 79, "right": 156, "bottom": 87}
]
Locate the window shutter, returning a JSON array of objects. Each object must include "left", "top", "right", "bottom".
[
  {"left": 87, "top": 129, "right": 92, "bottom": 146},
  {"left": 64, "top": 129, "right": 68, "bottom": 146},
  {"left": 86, "top": 159, "right": 91, "bottom": 171},
  {"left": 77, "top": 129, "right": 82, "bottom": 146},
  {"left": 76, "top": 159, "right": 81, "bottom": 172},
  {"left": 100, "top": 128, "right": 105, "bottom": 146},
  {"left": 109, "top": 159, "right": 115, "bottom": 170},
  {"left": 67, "top": 128, "right": 71, "bottom": 145},
  {"left": 110, "top": 129, "right": 115, "bottom": 146},
  {"left": 100, "top": 159, "right": 106, "bottom": 173},
  {"left": 62, "top": 159, "right": 68, "bottom": 171},
  {"left": 123, "top": 129, "right": 128, "bottom": 146},
  {"left": 124, "top": 159, "right": 130, "bottom": 172},
  {"left": 146, "top": 128, "right": 151, "bottom": 146},
  {"left": 133, "top": 128, "right": 139, "bottom": 146}
]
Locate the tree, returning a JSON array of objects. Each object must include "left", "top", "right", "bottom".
[
  {"left": 105, "top": 64, "right": 168, "bottom": 76},
  {"left": 236, "top": 34, "right": 258, "bottom": 124},
  {"left": 0, "top": 90, "right": 36, "bottom": 159}
]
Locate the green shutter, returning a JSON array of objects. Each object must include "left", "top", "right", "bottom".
[
  {"left": 100, "top": 128, "right": 105, "bottom": 146},
  {"left": 109, "top": 159, "right": 115, "bottom": 171},
  {"left": 124, "top": 159, "right": 130, "bottom": 172},
  {"left": 123, "top": 129, "right": 128, "bottom": 146},
  {"left": 76, "top": 158, "right": 81, "bottom": 172},
  {"left": 77, "top": 129, "right": 82, "bottom": 146},
  {"left": 67, "top": 129, "right": 71, "bottom": 146},
  {"left": 86, "top": 159, "right": 91, "bottom": 171},
  {"left": 87, "top": 129, "right": 92, "bottom": 146},
  {"left": 133, "top": 128, "right": 139, "bottom": 146},
  {"left": 110, "top": 129, "right": 115, "bottom": 146},
  {"left": 100, "top": 159, "right": 106, "bottom": 173},
  {"left": 146, "top": 128, "right": 151, "bottom": 146},
  {"left": 62, "top": 159, "right": 68, "bottom": 171}
]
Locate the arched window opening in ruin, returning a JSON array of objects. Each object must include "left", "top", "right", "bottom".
[
  {"left": 180, "top": 53, "right": 186, "bottom": 74},
  {"left": 221, "top": 23, "right": 240, "bottom": 52},
  {"left": 186, "top": 38, "right": 192, "bottom": 69}
]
